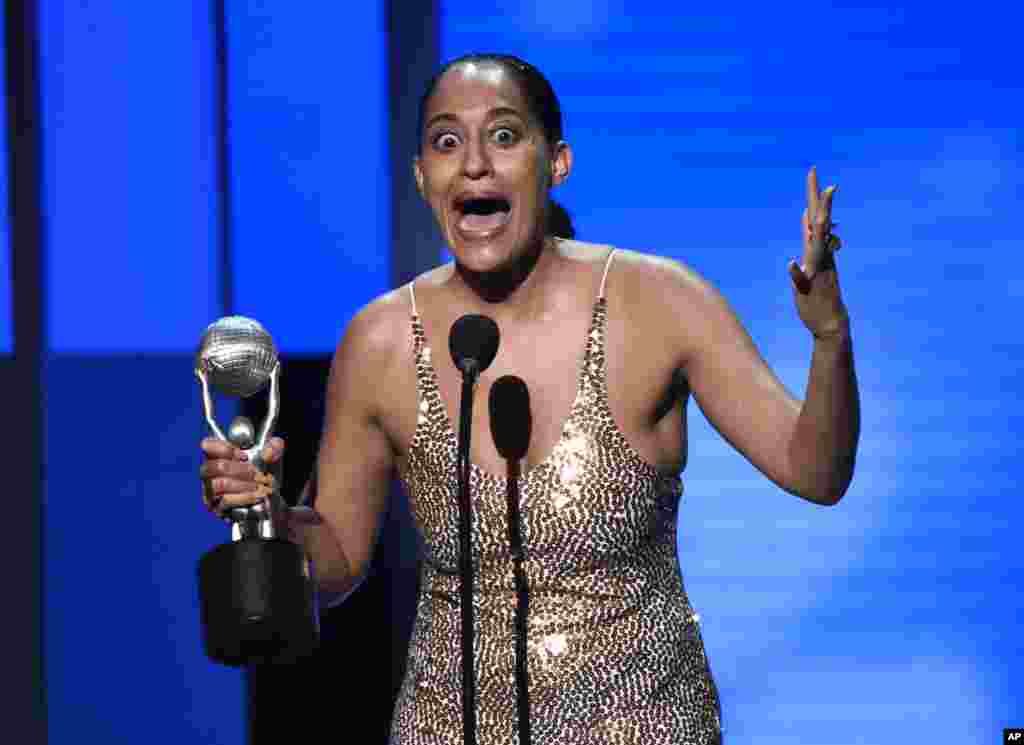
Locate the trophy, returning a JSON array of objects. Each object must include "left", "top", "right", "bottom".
[{"left": 195, "top": 316, "right": 318, "bottom": 666}]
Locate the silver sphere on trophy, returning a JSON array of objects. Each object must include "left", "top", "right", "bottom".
[{"left": 195, "top": 316, "right": 318, "bottom": 667}]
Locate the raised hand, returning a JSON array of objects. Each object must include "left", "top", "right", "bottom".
[{"left": 788, "top": 166, "right": 849, "bottom": 339}]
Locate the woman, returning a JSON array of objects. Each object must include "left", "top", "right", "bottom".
[{"left": 200, "top": 54, "right": 859, "bottom": 744}]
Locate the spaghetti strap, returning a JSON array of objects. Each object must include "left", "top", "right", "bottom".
[
  {"left": 598, "top": 248, "right": 618, "bottom": 300},
  {"left": 408, "top": 281, "right": 418, "bottom": 316}
]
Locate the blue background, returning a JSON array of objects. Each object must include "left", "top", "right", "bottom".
[
  {"left": 23, "top": 0, "right": 1023, "bottom": 742},
  {"left": 443, "top": 2, "right": 1023, "bottom": 743},
  {"left": 40, "top": 2, "right": 222, "bottom": 353},
  {"left": 227, "top": 2, "right": 389, "bottom": 353}
]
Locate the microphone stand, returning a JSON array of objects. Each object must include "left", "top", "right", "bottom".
[
  {"left": 504, "top": 454, "right": 532, "bottom": 745},
  {"left": 489, "top": 374, "right": 533, "bottom": 745},
  {"left": 449, "top": 313, "right": 499, "bottom": 745},
  {"left": 456, "top": 360, "right": 479, "bottom": 745}
]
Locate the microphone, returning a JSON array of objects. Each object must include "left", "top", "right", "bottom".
[
  {"left": 489, "top": 375, "right": 531, "bottom": 462},
  {"left": 449, "top": 314, "right": 500, "bottom": 381},
  {"left": 489, "top": 375, "right": 533, "bottom": 745},
  {"left": 448, "top": 313, "right": 500, "bottom": 745}
]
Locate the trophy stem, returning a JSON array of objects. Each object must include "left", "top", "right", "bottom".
[{"left": 196, "top": 369, "right": 227, "bottom": 442}]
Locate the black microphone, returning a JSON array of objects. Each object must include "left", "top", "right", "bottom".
[
  {"left": 489, "top": 375, "right": 533, "bottom": 745},
  {"left": 448, "top": 313, "right": 500, "bottom": 745},
  {"left": 450, "top": 314, "right": 500, "bottom": 382},
  {"left": 489, "top": 375, "right": 531, "bottom": 463}
]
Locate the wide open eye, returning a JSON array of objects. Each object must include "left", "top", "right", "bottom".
[
  {"left": 432, "top": 131, "right": 461, "bottom": 151},
  {"left": 491, "top": 127, "right": 520, "bottom": 147}
]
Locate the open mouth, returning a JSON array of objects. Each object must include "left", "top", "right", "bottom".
[{"left": 454, "top": 195, "right": 512, "bottom": 235}]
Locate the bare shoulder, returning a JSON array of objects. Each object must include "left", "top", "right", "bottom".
[
  {"left": 327, "top": 287, "right": 415, "bottom": 423},
  {"left": 592, "top": 246, "right": 730, "bottom": 326},
  {"left": 333, "top": 286, "right": 411, "bottom": 365},
  {"left": 601, "top": 246, "right": 744, "bottom": 370},
  {"left": 552, "top": 237, "right": 615, "bottom": 264}
]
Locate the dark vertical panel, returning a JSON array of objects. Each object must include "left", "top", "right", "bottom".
[
  {"left": 213, "top": 0, "right": 233, "bottom": 317},
  {"left": 389, "top": 0, "right": 441, "bottom": 290},
  {"left": 3, "top": 0, "right": 45, "bottom": 738},
  {"left": 0, "top": 2, "right": 12, "bottom": 353},
  {"left": 386, "top": 0, "right": 440, "bottom": 709}
]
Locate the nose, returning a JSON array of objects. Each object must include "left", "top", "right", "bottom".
[{"left": 462, "top": 138, "right": 492, "bottom": 179}]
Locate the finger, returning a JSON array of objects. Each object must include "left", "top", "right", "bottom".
[
  {"left": 254, "top": 471, "right": 277, "bottom": 490},
  {"left": 201, "top": 481, "right": 222, "bottom": 511},
  {"left": 208, "top": 475, "right": 264, "bottom": 496},
  {"left": 200, "top": 438, "right": 242, "bottom": 461},
  {"left": 806, "top": 166, "right": 819, "bottom": 226},
  {"left": 821, "top": 184, "right": 837, "bottom": 225},
  {"left": 217, "top": 486, "right": 272, "bottom": 514},
  {"left": 800, "top": 208, "right": 816, "bottom": 270},
  {"left": 199, "top": 459, "right": 260, "bottom": 483},
  {"left": 261, "top": 436, "right": 286, "bottom": 464},
  {"left": 789, "top": 259, "right": 812, "bottom": 295}
]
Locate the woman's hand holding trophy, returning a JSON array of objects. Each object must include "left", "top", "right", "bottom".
[{"left": 193, "top": 316, "right": 317, "bottom": 667}]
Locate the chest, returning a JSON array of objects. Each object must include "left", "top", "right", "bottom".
[
  {"left": 429, "top": 312, "right": 594, "bottom": 476},
  {"left": 386, "top": 305, "right": 686, "bottom": 479}
]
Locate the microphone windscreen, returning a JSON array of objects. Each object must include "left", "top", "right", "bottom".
[
  {"left": 489, "top": 375, "right": 532, "bottom": 462},
  {"left": 449, "top": 314, "right": 500, "bottom": 375}
]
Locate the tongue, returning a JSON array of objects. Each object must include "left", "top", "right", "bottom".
[{"left": 458, "top": 210, "right": 508, "bottom": 232}]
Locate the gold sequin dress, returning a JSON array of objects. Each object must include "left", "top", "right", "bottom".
[{"left": 391, "top": 251, "right": 722, "bottom": 744}]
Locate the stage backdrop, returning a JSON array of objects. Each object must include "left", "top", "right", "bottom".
[
  {"left": 441, "top": 1, "right": 1023, "bottom": 743},
  {"left": 32, "top": 1, "right": 1023, "bottom": 743},
  {"left": 40, "top": 2, "right": 387, "bottom": 743}
]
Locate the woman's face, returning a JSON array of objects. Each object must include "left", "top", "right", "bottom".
[{"left": 415, "top": 63, "right": 571, "bottom": 275}]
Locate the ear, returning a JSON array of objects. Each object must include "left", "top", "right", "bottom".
[
  {"left": 413, "top": 157, "right": 425, "bottom": 199},
  {"left": 549, "top": 141, "right": 573, "bottom": 187}
]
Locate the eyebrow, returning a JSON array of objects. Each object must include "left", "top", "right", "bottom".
[{"left": 424, "top": 106, "right": 526, "bottom": 131}]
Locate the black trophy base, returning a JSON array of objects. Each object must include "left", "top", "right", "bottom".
[{"left": 198, "top": 538, "right": 318, "bottom": 667}]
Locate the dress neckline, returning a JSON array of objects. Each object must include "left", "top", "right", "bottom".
[{"left": 412, "top": 297, "right": 604, "bottom": 485}]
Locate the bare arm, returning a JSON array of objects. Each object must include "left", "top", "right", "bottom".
[
  {"left": 665, "top": 169, "right": 860, "bottom": 505},
  {"left": 678, "top": 280, "right": 857, "bottom": 504},
  {"left": 787, "top": 324, "right": 859, "bottom": 502},
  {"left": 784, "top": 168, "right": 860, "bottom": 501},
  {"left": 280, "top": 300, "right": 401, "bottom": 601}
]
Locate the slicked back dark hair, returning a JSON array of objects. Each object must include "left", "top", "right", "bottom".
[
  {"left": 417, "top": 53, "right": 575, "bottom": 239},
  {"left": 418, "top": 53, "right": 564, "bottom": 150}
]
